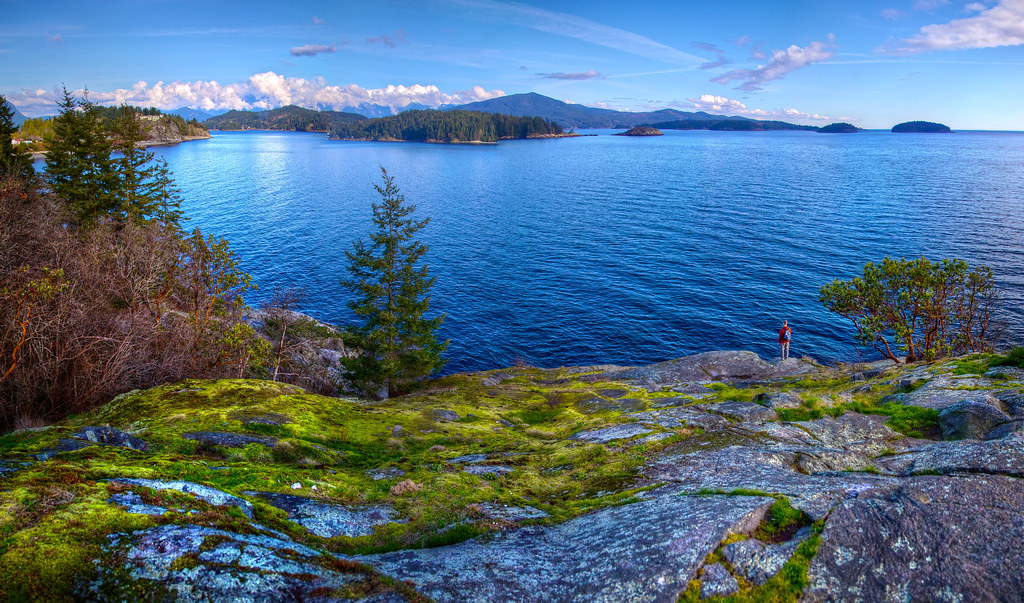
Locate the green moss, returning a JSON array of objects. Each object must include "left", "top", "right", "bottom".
[
  {"left": 990, "top": 347, "right": 1024, "bottom": 369},
  {"left": 777, "top": 399, "right": 939, "bottom": 439},
  {"left": 707, "top": 383, "right": 759, "bottom": 403},
  {"left": 680, "top": 522, "right": 824, "bottom": 603},
  {"left": 515, "top": 408, "right": 563, "bottom": 425},
  {"left": 753, "top": 498, "right": 811, "bottom": 544}
]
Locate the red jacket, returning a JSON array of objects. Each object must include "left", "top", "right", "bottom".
[{"left": 779, "top": 326, "right": 791, "bottom": 343}]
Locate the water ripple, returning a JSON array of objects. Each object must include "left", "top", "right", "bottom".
[{"left": 154, "top": 130, "right": 1024, "bottom": 372}]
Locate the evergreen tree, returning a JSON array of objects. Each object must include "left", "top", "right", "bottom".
[
  {"left": 110, "top": 106, "right": 183, "bottom": 228},
  {"left": 44, "top": 87, "right": 118, "bottom": 225},
  {"left": 342, "top": 167, "right": 447, "bottom": 398},
  {"left": 0, "top": 94, "right": 33, "bottom": 179}
]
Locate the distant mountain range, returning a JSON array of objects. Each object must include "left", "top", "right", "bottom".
[
  {"left": 167, "top": 107, "right": 228, "bottom": 122},
  {"left": 3, "top": 99, "right": 27, "bottom": 127},
  {"left": 450, "top": 92, "right": 754, "bottom": 129},
  {"left": 196, "top": 92, "right": 804, "bottom": 133}
]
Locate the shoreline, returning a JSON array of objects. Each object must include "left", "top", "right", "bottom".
[
  {"left": 329, "top": 132, "right": 581, "bottom": 144},
  {"left": 28, "top": 134, "right": 211, "bottom": 159}
]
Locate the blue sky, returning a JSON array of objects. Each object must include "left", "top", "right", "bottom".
[{"left": 3, "top": 0, "right": 1024, "bottom": 129}]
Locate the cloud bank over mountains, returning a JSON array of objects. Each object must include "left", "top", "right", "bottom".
[
  {"left": 7, "top": 72, "right": 506, "bottom": 117},
  {"left": 885, "top": 0, "right": 1024, "bottom": 54},
  {"left": 687, "top": 94, "right": 830, "bottom": 121}
]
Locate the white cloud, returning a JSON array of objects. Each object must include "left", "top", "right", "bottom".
[
  {"left": 46, "top": 33, "right": 63, "bottom": 44},
  {"left": 712, "top": 36, "right": 836, "bottom": 92},
  {"left": 965, "top": 2, "right": 987, "bottom": 11},
  {"left": 312, "top": 16, "right": 325, "bottom": 26},
  {"left": 687, "top": 94, "right": 831, "bottom": 121},
  {"left": 290, "top": 43, "right": 336, "bottom": 56},
  {"left": 880, "top": 8, "right": 904, "bottom": 20},
  {"left": 884, "top": 0, "right": 1024, "bottom": 54},
  {"left": 6, "top": 73, "right": 506, "bottom": 116}
]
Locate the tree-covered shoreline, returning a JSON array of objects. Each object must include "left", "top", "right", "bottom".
[{"left": 329, "top": 109, "right": 569, "bottom": 143}]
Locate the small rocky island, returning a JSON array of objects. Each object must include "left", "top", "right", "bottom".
[
  {"left": 817, "top": 122, "right": 860, "bottom": 134},
  {"left": 615, "top": 125, "right": 664, "bottom": 136},
  {"left": 892, "top": 120, "right": 952, "bottom": 133}
]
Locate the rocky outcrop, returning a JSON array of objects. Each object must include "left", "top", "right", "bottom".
[
  {"left": 360, "top": 493, "right": 774, "bottom": 602},
  {"left": 85, "top": 525, "right": 387, "bottom": 601},
  {"left": 590, "top": 350, "right": 822, "bottom": 390},
  {"left": 139, "top": 114, "right": 210, "bottom": 146},
  {"left": 723, "top": 528, "right": 811, "bottom": 586},
  {"left": 806, "top": 475, "right": 1024, "bottom": 601},
  {"left": 245, "top": 492, "right": 404, "bottom": 538},
  {"left": 110, "top": 478, "right": 255, "bottom": 518},
  {"left": 939, "top": 398, "right": 1011, "bottom": 439},
  {"left": 35, "top": 425, "right": 149, "bottom": 460},
  {"left": 6, "top": 350, "right": 1024, "bottom": 601}
]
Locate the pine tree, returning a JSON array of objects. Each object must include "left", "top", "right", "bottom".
[
  {"left": 0, "top": 94, "right": 33, "bottom": 180},
  {"left": 44, "top": 87, "right": 118, "bottom": 226},
  {"left": 342, "top": 167, "right": 447, "bottom": 398},
  {"left": 110, "top": 106, "right": 183, "bottom": 228}
]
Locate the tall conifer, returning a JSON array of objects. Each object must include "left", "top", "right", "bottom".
[
  {"left": 342, "top": 167, "right": 447, "bottom": 398},
  {"left": 0, "top": 94, "right": 33, "bottom": 179},
  {"left": 44, "top": 87, "right": 118, "bottom": 225},
  {"left": 110, "top": 106, "right": 183, "bottom": 227}
]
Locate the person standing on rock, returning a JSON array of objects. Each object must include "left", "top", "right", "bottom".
[{"left": 778, "top": 321, "right": 792, "bottom": 361}]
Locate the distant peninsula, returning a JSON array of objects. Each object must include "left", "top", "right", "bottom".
[
  {"left": 818, "top": 122, "right": 860, "bottom": 134},
  {"left": 648, "top": 119, "right": 818, "bottom": 132},
  {"left": 328, "top": 109, "right": 572, "bottom": 144},
  {"left": 615, "top": 126, "right": 663, "bottom": 136},
  {"left": 892, "top": 121, "right": 951, "bottom": 133}
]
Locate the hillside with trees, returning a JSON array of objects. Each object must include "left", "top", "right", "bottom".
[
  {"left": 203, "top": 105, "right": 367, "bottom": 131},
  {"left": 329, "top": 109, "right": 568, "bottom": 143},
  {"left": 16, "top": 104, "right": 208, "bottom": 152},
  {"left": 452, "top": 92, "right": 749, "bottom": 129}
]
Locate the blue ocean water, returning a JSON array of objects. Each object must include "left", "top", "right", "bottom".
[{"left": 151, "top": 129, "right": 1024, "bottom": 372}]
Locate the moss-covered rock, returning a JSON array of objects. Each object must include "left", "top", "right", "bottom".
[{"left": 2, "top": 350, "right": 1023, "bottom": 600}]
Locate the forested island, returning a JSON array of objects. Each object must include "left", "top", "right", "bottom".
[
  {"left": 892, "top": 121, "right": 952, "bottom": 133},
  {"left": 328, "top": 109, "right": 571, "bottom": 143},
  {"left": 818, "top": 122, "right": 860, "bottom": 133},
  {"left": 616, "top": 126, "right": 663, "bottom": 136},
  {"left": 648, "top": 119, "right": 818, "bottom": 132},
  {"left": 203, "top": 105, "right": 367, "bottom": 132}
]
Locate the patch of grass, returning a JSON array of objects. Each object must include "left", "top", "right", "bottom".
[
  {"left": 680, "top": 522, "right": 824, "bottom": 603},
  {"left": 949, "top": 356, "right": 993, "bottom": 375},
  {"left": 706, "top": 383, "right": 759, "bottom": 403},
  {"left": 777, "top": 399, "right": 939, "bottom": 440},
  {"left": 842, "top": 401, "right": 940, "bottom": 439},
  {"left": 515, "top": 408, "right": 563, "bottom": 425},
  {"left": 753, "top": 498, "right": 811, "bottom": 544},
  {"left": 990, "top": 347, "right": 1024, "bottom": 369},
  {"left": 415, "top": 522, "right": 488, "bottom": 548}
]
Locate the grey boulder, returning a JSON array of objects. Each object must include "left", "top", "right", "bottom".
[{"left": 939, "top": 399, "right": 1010, "bottom": 440}]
